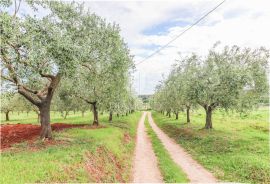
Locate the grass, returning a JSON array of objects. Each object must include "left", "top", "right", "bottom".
[
  {"left": 0, "top": 111, "right": 141, "bottom": 183},
  {"left": 1, "top": 111, "right": 98, "bottom": 125},
  {"left": 151, "top": 106, "right": 269, "bottom": 184},
  {"left": 145, "top": 117, "right": 189, "bottom": 183}
]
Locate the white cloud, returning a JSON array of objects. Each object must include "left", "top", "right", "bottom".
[{"left": 85, "top": 0, "right": 270, "bottom": 94}]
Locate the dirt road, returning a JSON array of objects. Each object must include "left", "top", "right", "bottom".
[
  {"left": 132, "top": 112, "right": 163, "bottom": 183},
  {"left": 147, "top": 112, "right": 217, "bottom": 183}
]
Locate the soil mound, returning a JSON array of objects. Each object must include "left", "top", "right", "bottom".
[{"left": 0, "top": 123, "right": 86, "bottom": 149}]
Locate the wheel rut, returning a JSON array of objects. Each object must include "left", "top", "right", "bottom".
[
  {"left": 147, "top": 112, "right": 218, "bottom": 183},
  {"left": 132, "top": 112, "right": 163, "bottom": 183}
]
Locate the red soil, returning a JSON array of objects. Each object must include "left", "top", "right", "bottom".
[
  {"left": 0, "top": 123, "right": 87, "bottom": 149},
  {"left": 85, "top": 146, "right": 125, "bottom": 182}
]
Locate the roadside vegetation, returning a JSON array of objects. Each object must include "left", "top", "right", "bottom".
[
  {"left": 1, "top": 111, "right": 141, "bottom": 183},
  {"left": 151, "top": 107, "right": 269, "bottom": 184},
  {"left": 145, "top": 118, "right": 188, "bottom": 183},
  {"left": 1, "top": 0, "right": 139, "bottom": 139},
  {"left": 0, "top": 1, "right": 142, "bottom": 183},
  {"left": 149, "top": 39, "right": 269, "bottom": 184},
  {"left": 150, "top": 44, "right": 269, "bottom": 129}
]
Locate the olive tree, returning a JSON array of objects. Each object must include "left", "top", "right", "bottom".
[
  {"left": 151, "top": 44, "right": 269, "bottom": 129},
  {"left": 0, "top": 92, "right": 17, "bottom": 121},
  {"left": 101, "top": 82, "right": 135, "bottom": 122},
  {"left": 73, "top": 21, "right": 134, "bottom": 125},
  {"left": 150, "top": 83, "right": 168, "bottom": 115},
  {"left": 173, "top": 54, "right": 200, "bottom": 123},
  {"left": 189, "top": 44, "right": 269, "bottom": 129},
  {"left": 0, "top": 1, "right": 95, "bottom": 138}
]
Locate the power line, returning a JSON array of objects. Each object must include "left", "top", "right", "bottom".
[{"left": 135, "top": 0, "right": 226, "bottom": 66}]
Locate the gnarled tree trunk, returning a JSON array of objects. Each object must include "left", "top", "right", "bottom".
[
  {"left": 205, "top": 106, "right": 213, "bottom": 129},
  {"left": 109, "top": 111, "right": 113, "bottom": 122},
  {"left": 82, "top": 111, "right": 85, "bottom": 117},
  {"left": 5, "top": 111, "right": 10, "bottom": 121},
  {"left": 186, "top": 106, "right": 190, "bottom": 123},
  {"left": 175, "top": 112, "right": 178, "bottom": 120},
  {"left": 64, "top": 111, "right": 69, "bottom": 119},
  {"left": 17, "top": 73, "right": 60, "bottom": 139},
  {"left": 92, "top": 102, "right": 99, "bottom": 126},
  {"left": 39, "top": 104, "right": 52, "bottom": 139}
]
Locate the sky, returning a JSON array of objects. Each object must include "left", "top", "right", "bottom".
[
  {"left": 83, "top": 0, "right": 270, "bottom": 95},
  {"left": 8, "top": 0, "right": 270, "bottom": 95}
]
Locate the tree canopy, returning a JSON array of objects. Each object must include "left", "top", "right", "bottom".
[
  {"left": 151, "top": 43, "right": 269, "bottom": 129},
  {"left": 1, "top": 1, "right": 136, "bottom": 137}
]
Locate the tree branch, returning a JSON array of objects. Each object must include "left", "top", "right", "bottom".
[
  {"left": 39, "top": 71, "right": 55, "bottom": 80},
  {"left": 45, "top": 73, "right": 61, "bottom": 101},
  {"left": 36, "top": 84, "right": 49, "bottom": 100},
  {"left": 1, "top": 74, "right": 15, "bottom": 83},
  {"left": 198, "top": 101, "right": 207, "bottom": 109},
  {"left": 18, "top": 85, "right": 41, "bottom": 107},
  {"left": 1, "top": 48, "right": 20, "bottom": 84},
  {"left": 13, "top": 0, "right": 22, "bottom": 17},
  {"left": 21, "top": 85, "right": 38, "bottom": 94},
  {"left": 8, "top": 42, "right": 21, "bottom": 62},
  {"left": 75, "top": 94, "right": 95, "bottom": 105},
  {"left": 81, "top": 63, "right": 97, "bottom": 75},
  {"left": 210, "top": 102, "right": 219, "bottom": 109}
]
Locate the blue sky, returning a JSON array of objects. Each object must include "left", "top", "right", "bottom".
[{"left": 143, "top": 19, "right": 191, "bottom": 36}]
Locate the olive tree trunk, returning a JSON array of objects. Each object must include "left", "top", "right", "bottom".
[
  {"left": 205, "top": 107, "right": 213, "bottom": 129},
  {"left": 109, "top": 111, "right": 113, "bottom": 122},
  {"left": 64, "top": 111, "right": 69, "bottom": 119},
  {"left": 92, "top": 102, "right": 99, "bottom": 126},
  {"left": 5, "top": 111, "right": 10, "bottom": 121},
  {"left": 175, "top": 112, "right": 178, "bottom": 120},
  {"left": 186, "top": 106, "right": 190, "bottom": 123},
  {"left": 39, "top": 104, "right": 52, "bottom": 139},
  {"left": 17, "top": 73, "right": 60, "bottom": 139}
]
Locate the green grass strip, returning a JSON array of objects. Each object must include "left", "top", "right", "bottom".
[{"left": 145, "top": 117, "right": 189, "bottom": 183}]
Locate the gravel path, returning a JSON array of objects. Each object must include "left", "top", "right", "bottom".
[
  {"left": 132, "top": 112, "right": 163, "bottom": 183},
  {"left": 147, "top": 112, "right": 217, "bottom": 183}
]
